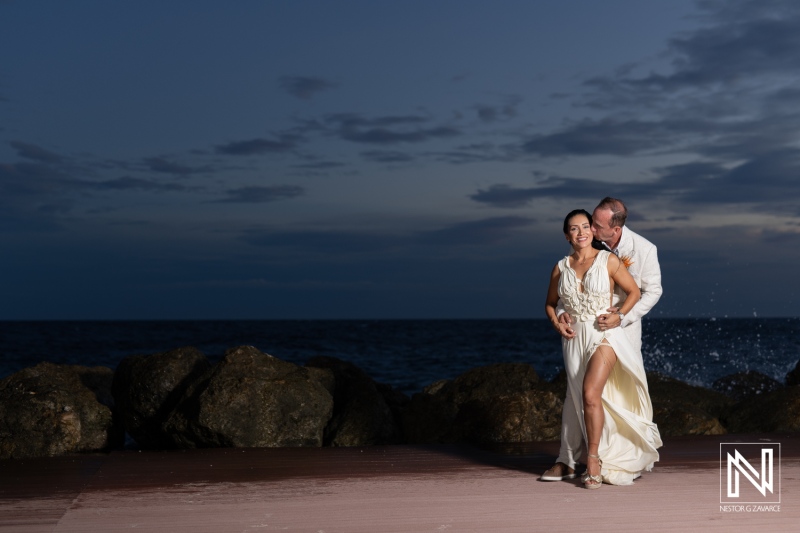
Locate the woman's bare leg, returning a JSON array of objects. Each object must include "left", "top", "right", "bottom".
[{"left": 582, "top": 343, "right": 617, "bottom": 485}]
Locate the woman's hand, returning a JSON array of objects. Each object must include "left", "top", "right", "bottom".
[
  {"left": 546, "top": 264, "right": 577, "bottom": 339},
  {"left": 554, "top": 320, "right": 577, "bottom": 339}
]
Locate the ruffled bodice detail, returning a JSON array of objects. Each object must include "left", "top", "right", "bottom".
[{"left": 558, "top": 251, "right": 612, "bottom": 322}]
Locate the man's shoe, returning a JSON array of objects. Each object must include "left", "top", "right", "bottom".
[{"left": 540, "top": 462, "right": 577, "bottom": 481}]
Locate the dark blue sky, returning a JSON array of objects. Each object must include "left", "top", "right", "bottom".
[{"left": 1, "top": 0, "right": 798, "bottom": 319}]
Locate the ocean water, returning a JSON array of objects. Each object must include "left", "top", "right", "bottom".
[{"left": 1, "top": 318, "right": 798, "bottom": 396}]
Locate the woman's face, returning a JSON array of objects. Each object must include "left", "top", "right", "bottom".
[{"left": 565, "top": 213, "right": 592, "bottom": 249}]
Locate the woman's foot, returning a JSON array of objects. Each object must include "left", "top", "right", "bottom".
[
  {"left": 540, "top": 462, "right": 576, "bottom": 481},
  {"left": 582, "top": 454, "right": 603, "bottom": 489}
]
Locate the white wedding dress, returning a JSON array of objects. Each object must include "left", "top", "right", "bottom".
[{"left": 558, "top": 250, "right": 662, "bottom": 485}]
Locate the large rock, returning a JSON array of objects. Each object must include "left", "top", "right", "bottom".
[
  {"left": 454, "top": 389, "right": 562, "bottom": 444},
  {"left": 724, "top": 386, "right": 800, "bottom": 433},
  {"left": 164, "top": 346, "right": 333, "bottom": 448},
  {"left": 0, "top": 363, "right": 122, "bottom": 459},
  {"left": 305, "top": 356, "right": 406, "bottom": 446},
  {"left": 652, "top": 403, "right": 727, "bottom": 437},
  {"left": 647, "top": 373, "right": 731, "bottom": 436},
  {"left": 112, "top": 346, "right": 211, "bottom": 449},
  {"left": 712, "top": 371, "right": 783, "bottom": 402},
  {"left": 540, "top": 368, "right": 568, "bottom": 398},
  {"left": 786, "top": 359, "right": 800, "bottom": 387},
  {"left": 402, "top": 363, "right": 557, "bottom": 444}
]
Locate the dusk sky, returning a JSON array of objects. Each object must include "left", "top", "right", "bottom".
[{"left": 2, "top": 0, "right": 799, "bottom": 320}]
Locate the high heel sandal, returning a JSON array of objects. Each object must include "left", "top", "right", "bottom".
[{"left": 582, "top": 454, "right": 603, "bottom": 489}]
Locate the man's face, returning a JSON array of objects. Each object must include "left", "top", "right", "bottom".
[{"left": 591, "top": 207, "right": 618, "bottom": 243}]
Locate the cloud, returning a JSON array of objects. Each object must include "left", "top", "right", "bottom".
[
  {"left": 174, "top": 278, "right": 376, "bottom": 291},
  {"left": 537, "top": 1, "right": 800, "bottom": 156},
  {"left": 641, "top": 4, "right": 800, "bottom": 91},
  {"left": 292, "top": 160, "right": 346, "bottom": 170},
  {"left": 578, "top": 2, "right": 800, "bottom": 113},
  {"left": 215, "top": 185, "right": 305, "bottom": 203},
  {"left": 470, "top": 177, "right": 628, "bottom": 208},
  {"left": 215, "top": 136, "right": 298, "bottom": 156},
  {"left": 512, "top": 0, "right": 800, "bottom": 219},
  {"left": 649, "top": 160, "right": 726, "bottom": 189},
  {"left": 240, "top": 216, "right": 534, "bottom": 256},
  {"left": 0, "top": 162, "right": 78, "bottom": 196},
  {"left": 696, "top": 0, "right": 800, "bottom": 22},
  {"left": 427, "top": 142, "right": 514, "bottom": 165},
  {"left": 279, "top": 76, "right": 337, "bottom": 100},
  {"left": 472, "top": 146, "right": 800, "bottom": 215},
  {"left": 522, "top": 118, "right": 706, "bottom": 157},
  {"left": 469, "top": 184, "right": 542, "bottom": 208},
  {"left": 9, "top": 141, "right": 65, "bottom": 164},
  {"left": 242, "top": 229, "right": 394, "bottom": 254},
  {"left": 325, "top": 113, "right": 460, "bottom": 144},
  {"left": 669, "top": 149, "right": 800, "bottom": 205},
  {"left": 416, "top": 216, "right": 534, "bottom": 246},
  {"left": 360, "top": 150, "right": 415, "bottom": 163},
  {"left": 474, "top": 96, "right": 522, "bottom": 123},
  {"left": 143, "top": 157, "right": 211, "bottom": 175},
  {"left": 1, "top": 161, "right": 194, "bottom": 195},
  {"left": 0, "top": 163, "right": 80, "bottom": 231},
  {"left": 92, "top": 176, "right": 192, "bottom": 192}
]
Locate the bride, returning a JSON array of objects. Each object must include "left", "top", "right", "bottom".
[{"left": 543, "top": 209, "right": 661, "bottom": 488}]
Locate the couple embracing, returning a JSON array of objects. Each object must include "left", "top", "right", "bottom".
[{"left": 542, "top": 197, "right": 663, "bottom": 489}]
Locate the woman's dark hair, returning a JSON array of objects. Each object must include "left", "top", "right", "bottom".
[{"left": 563, "top": 209, "right": 593, "bottom": 234}]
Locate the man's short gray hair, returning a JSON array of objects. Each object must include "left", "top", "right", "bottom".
[{"left": 596, "top": 197, "right": 627, "bottom": 228}]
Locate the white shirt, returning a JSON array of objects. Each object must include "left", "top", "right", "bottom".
[{"left": 605, "top": 226, "right": 663, "bottom": 352}]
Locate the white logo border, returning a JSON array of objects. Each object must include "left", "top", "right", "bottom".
[{"left": 719, "top": 442, "right": 781, "bottom": 505}]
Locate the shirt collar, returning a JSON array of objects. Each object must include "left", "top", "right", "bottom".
[{"left": 602, "top": 226, "right": 627, "bottom": 256}]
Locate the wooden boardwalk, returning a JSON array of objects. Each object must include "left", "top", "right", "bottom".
[{"left": 1, "top": 434, "right": 797, "bottom": 532}]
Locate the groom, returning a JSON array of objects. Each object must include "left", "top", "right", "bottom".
[{"left": 541, "top": 196, "right": 663, "bottom": 481}]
